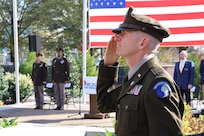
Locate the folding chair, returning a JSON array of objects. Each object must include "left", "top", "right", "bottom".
[
  {"left": 44, "top": 83, "right": 56, "bottom": 109},
  {"left": 191, "top": 84, "right": 202, "bottom": 110}
]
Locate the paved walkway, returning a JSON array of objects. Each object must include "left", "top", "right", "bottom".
[
  {"left": 0, "top": 102, "right": 115, "bottom": 127},
  {"left": 0, "top": 95, "right": 115, "bottom": 136},
  {"left": 0, "top": 95, "right": 203, "bottom": 136}
]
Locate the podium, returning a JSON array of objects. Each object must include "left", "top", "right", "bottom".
[
  {"left": 84, "top": 94, "right": 107, "bottom": 119},
  {"left": 83, "top": 77, "right": 109, "bottom": 119}
]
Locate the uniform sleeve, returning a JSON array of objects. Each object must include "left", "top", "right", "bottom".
[
  {"left": 189, "top": 61, "right": 195, "bottom": 85},
  {"left": 173, "top": 62, "right": 177, "bottom": 82},
  {"left": 144, "top": 78, "right": 183, "bottom": 136},
  {"left": 44, "top": 63, "right": 48, "bottom": 82},
  {"left": 31, "top": 63, "right": 35, "bottom": 81},
  {"left": 97, "top": 61, "right": 120, "bottom": 113},
  {"left": 64, "top": 58, "right": 70, "bottom": 81},
  {"left": 200, "top": 60, "right": 204, "bottom": 83},
  {"left": 51, "top": 59, "right": 55, "bottom": 81}
]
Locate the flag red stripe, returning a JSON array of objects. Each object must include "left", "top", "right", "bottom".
[
  {"left": 90, "top": 40, "right": 204, "bottom": 48},
  {"left": 161, "top": 40, "right": 204, "bottom": 46},
  {"left": 126, "top": 0, "right": 204, "bottom": 8},
  {"left": 90, "top": 12, "right": 204, "bottom": 22},
  {"left": 90, "top": 26, "right": 204, "bottom": 35},
  {"left": 170, "top": 27, "right": 204, "bottom": 34},
  {"left": 90, "top": 16, "right": 124, "bottom": 22}
]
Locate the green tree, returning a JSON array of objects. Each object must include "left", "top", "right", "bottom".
[
  {"left": 19, "top": 52, "right": 36, "bottom": 75},
  {"left": 188, "top": 52, "right": 200, "bottom": 85},
  {"left": 64, "top": 47, "right": 80, "bottom": 89},
  {"left": 78, "top": 50, "right": 98, "bottom": 77},
  {"left": 0, "top": 0, "right": 82, "bottom": 63},
  {"left": 86, "top": 50, "right": 98, "bottom": 76},
  {"left": 38, "top": 0, "right": 82, "bottom": 50},
  {"left": 0, "top": 0, "right": 43, "bottom": 62}
]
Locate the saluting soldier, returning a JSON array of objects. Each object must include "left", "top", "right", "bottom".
[
  {"left": 52, "top": 47, "right": 70, "bottom": 110},
  {"left": 97, "top": 7, "right": 184, "bottom": 136},
  {"left": 31, "top": 52, "right": 48, "bottom": 109}
]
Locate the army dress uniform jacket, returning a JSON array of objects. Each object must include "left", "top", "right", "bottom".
[
  {"left": 97, "top": 57, "right": 184, "bottom": 136},
  {"left": 52, "top": 57, "right": 70, "bottom": 83},
  {"left": 31, "top": 61, "right": 48, "bottom": 86}
]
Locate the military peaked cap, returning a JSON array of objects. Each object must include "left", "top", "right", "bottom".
[
  {"left": 56, "top": 47, "right": 64, "bottom": 52},
  {"left": 112, "top": 7, "right": 170, "bottom": 42},
  {"left": 36, "top": 52, "right": 42, "bottom": 57}
]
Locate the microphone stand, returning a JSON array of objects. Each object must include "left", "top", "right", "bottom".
[
  {"left": 67, "top": 65, "right": 96, "bottom": 118},
  {"left": 67, "top": 87, "right": 83, "bottom": 118},
  {"left": 22, "top": 91, "right": 34, "bottom": 104}
]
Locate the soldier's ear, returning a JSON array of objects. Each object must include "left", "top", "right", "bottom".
[{"left": 139, "top": 37, "right": 149, "bottom": 49}]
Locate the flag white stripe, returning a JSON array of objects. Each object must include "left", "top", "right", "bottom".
[
  {"left": 165, "top": 33, "right": 204, "bottom": 42},
  {"left": 89, "top": 5, "right": 204, "bottom": 16},
  {"left": 90, "top": 33, "right": 204, "bottom": 43},
  {"left": 89, "top": 18, "right": 204, "bottom": 29}
]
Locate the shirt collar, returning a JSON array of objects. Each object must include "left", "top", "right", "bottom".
[{"left": 128, "top": 54, "right": 155, "bottom": 80}]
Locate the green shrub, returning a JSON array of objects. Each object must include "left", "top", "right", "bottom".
[
  {"left": 0, "top": 117, "right": 18, "bottom": 129},
  {"left": 0, "top": 66, "right": 9, "bottom": 101},
  {"left": 3, "top": 72, "right": 33, "bottom": 104}
]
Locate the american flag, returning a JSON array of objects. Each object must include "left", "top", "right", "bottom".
[{"left": 89, "top": 0, "right": 204, "bottom": 48}]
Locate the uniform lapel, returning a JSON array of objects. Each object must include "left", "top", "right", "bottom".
[{"left": 117, "top": 57, "right": 159, "bottom": 101}]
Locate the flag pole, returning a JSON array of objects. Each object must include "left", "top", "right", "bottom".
[
  {"left": 13, "top": 0, "right": 20, "bottom": 104},
  {"left": 82, "top": 0, "right": 88, "bottom": 103}
]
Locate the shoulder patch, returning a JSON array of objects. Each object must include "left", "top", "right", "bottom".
[{"left": 153, "top": 81, "right": 171, "bottom": 98}]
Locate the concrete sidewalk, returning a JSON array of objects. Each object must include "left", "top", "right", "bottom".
[
  {"left": 0, "top": 102, "right": 115, "bottom": 127},
  {"left": 0, "top": 95, "right": 203, "bottom": 136},
  {"left": 0, "top": 102, "right": 115, "bottom": 136}
]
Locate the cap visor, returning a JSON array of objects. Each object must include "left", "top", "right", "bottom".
[{"left": 112, "top": 27, "right": 137, "bottom": 34}]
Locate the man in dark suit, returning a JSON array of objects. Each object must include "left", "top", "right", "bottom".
[
  {"left": 97, "top": 7, "right": 184, "bottom": 136},
  {"left": 32, "top": 52, "right": 48, "bottom": 109},
  {"left": 174, "top": 50, "right": 195, "bottom": 105},
  {"left": 199, "top": 59, "right": 204, "bottom": 100},
  {"left": 52, "top": 47, "right": 70, "bottom": 110}
]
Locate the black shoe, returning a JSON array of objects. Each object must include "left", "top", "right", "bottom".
[
  {"left": 34, "top": 107, "right": 43, "bottom": 109},
  {"left": 54, "top": 107, "right": 61, "bottom": 110}
]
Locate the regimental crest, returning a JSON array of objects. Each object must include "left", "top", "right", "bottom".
[
  {"left": 60, "top": 59, "right": 64, "bottom": 64},
  {"left": 127, "top": 84, "right": 143, "bottom": 95},
  {"left": 39, "top": 63, "right": 43, "bottom": 68},
  {"left": 153, "top": 81, "right": 172, "bottom": 98}
]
